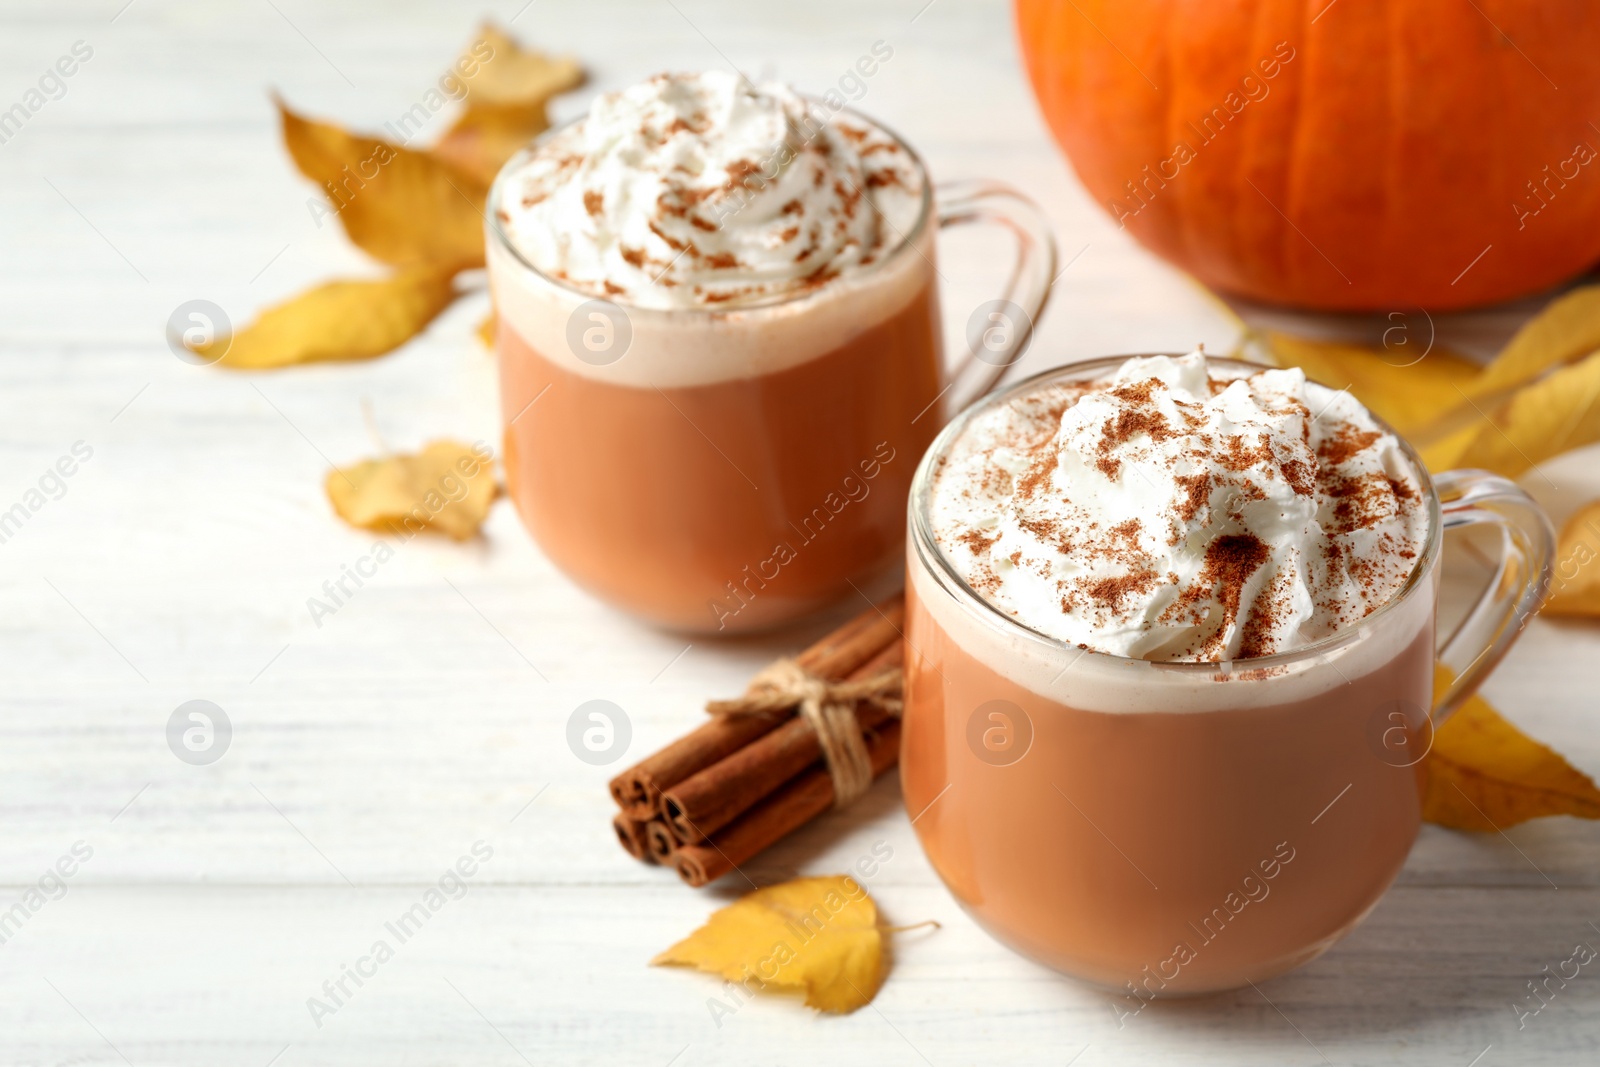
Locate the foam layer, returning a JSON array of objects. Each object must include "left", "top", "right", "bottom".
[
  {"left": 487, "top": 73, "right": 934, "bottom": 389},
  {"left": 487, "top": 223, "right": 933, "bottom": 389},
  {"left": 909, "top": 542, "right": 1436, "bottom": 714},
  {"left": 494, "top": 71, "right": 922, "bottom": 309},
  {"left": 926, "top": 352, "right": 1429, "bottom": 662}
]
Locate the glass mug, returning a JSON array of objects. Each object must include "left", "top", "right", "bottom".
[
  {"left": 487, "top": 110, "right": 1056, "bottom": 634},
  {"left": 900, "top": 355, "right": 1554, "bottom": 995}
]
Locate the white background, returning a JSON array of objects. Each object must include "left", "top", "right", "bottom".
[{"left": 2, "top": 1, "right": 1599, "bottom": 1064}]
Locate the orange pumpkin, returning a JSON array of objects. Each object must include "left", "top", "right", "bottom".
[{"left": 1016, "top": 0, "right": 1600, "bottom": 310}]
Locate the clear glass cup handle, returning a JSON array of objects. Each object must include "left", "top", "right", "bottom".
[
  {"left": 1432, "top": 468, "right": 1555, "bottom": 722},
  {"left": 935, "top": 180, "right": 1058, "bottom": 413}
]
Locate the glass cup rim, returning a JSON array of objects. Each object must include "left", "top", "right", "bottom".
[
  {"left": 908, "top": 353, "right": 1445, "bottom": 675},
  {"left": 484, "top": 97, "right": 935, "bottom": 316}
]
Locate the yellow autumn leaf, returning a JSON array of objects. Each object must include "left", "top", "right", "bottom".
[
  {"left": 653, "top": 875, "right": 887, "bottom": 1014},
  {"left": 279, "top": 98, "right": 487, "bottom": 270},
  {"left": 1446, "top": 348, "right": 1600, "bottom": 478},
  {"left": 456, "top": 24, "right": 584, "bottom": 107},
  {"left": 1424, "top": 663, "right": 1600, "bottom": 830},
  {"left": 204, "top": 267, "right": 459, "bottom": 370},
  {"left": 1465, "top": 284, "right": 1600, "bottom": 401},
  {"left": 431, "top": 23, "right": 584, "bottom": 185},
  {"left": 1259, "top": 331, "right": 1481, "bottom": 440},
  {"left": 1544, "top": 501, "right": 1600, "bottom": 618},
  {"left": 325, "top": 440, "right": 496, "bottom": 541},
  {"left": 1416, "top": 420, "right": 1482, "bottom": 475}
]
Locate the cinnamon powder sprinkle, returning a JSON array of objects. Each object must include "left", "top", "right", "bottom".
[
  {"left": 724, "top": 159, "right": 761, "bottom": 189},
  {"left": 1318, "top": 424, "right": 1382, "bottom": 465},
  {"left": 1279, "top": 459, "right": 1315, "bottom": 496},
  {"left": 958, "top": 528, "right": 1000, "bottom": 555},
  {"left": 1092, "top": 381, "right": 1178, "bottom": 479},
  {"left": 647, "top": 220, "right": 689, "bottom": 253},
  {"left": 1219, "top": 434, "right": 1274, "bottom": 472},
  {"left": 1016, "top": 516, "right": 1059, "bottom": 541},
  {"left": 1196, "top": 532, "right": 1270, "bottom": 652},
  {"left": 1085, "top": 566, "right": 1161, "bottom": 612},
  {"left": 1236, "top": 567, "right": 1291, "bottom": 658},
  {"left": 1173, "top": 473, "right": 1211, "bottom": 523},
  {"left": 1322, "top": 472, "right": 1398, "bottom": 536},
  {"left": 666, "top": 114, "right": 711, "bottom": 136},
  {"left": 1015, "top": 448, "right": 1059, "bottom": 501}
]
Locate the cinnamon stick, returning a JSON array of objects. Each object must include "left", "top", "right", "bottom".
[
  {"left": 612, "top": 814, "right": 655, "bottom": 864},
  {"left": 779, "top": 596, "right": 903, "bottom": 691},
  {"left": 607, "top": 594, "right": 904, "bottom": 818},
  {"left": 644, "top": 819, "right": 678, "bottom": 863},
  {"left": 608, "top": 708, "right": 784, "bottom": 820},
  {"left": 673, "top": 719, "right": 902, "bottom": 888},
  {"left": 661, "top": 640, "right": 903, "bottom": 845}
]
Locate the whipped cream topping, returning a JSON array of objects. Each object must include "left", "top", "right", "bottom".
[
  {"left": 929, "top": 352, "right": 1428, "bottom": 662},
  {"left": 494, "top": 71, "right": 922, "bottom": 310}
]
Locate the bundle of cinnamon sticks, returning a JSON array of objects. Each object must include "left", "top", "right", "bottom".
[{"left": 609, "top": 595, "right": 906, "bottom": 887}]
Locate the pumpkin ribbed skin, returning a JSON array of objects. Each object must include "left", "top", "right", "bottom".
[{"left": 1016, "top": 0, "right": 1600, "bottom": 310}]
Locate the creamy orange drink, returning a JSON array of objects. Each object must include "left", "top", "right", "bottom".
[
  {"left": 902, "top": 352, "right": 1553, "bottom": 996},
  {"left": 487, "top": 72, "right": 1053, "bottom": 632}
]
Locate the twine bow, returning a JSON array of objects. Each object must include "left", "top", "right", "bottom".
[{"left": 707, "top": 657, "right": 903, "bottom": 807}]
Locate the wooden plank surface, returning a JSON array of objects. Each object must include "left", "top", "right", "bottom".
[{"left": 2, "top": 1, "right": 1598, "bottom": 1063}]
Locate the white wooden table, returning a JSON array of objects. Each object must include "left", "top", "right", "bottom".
[{"left": 3, "top": 1, "right": 1599, "bottom": 1063}]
